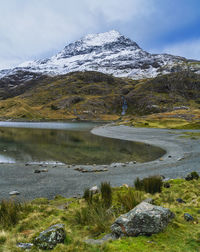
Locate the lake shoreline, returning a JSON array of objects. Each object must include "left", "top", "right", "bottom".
[{"left": 0, "top": 125, "right": 200, "bottom": 201}]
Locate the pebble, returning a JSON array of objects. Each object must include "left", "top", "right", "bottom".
[
  {"left": 34, "top": 170, "right": 41, "bottom": 173},
  {"left": 41, "top": 169, "right": 48, "bottom": 172},
  {"left": 122, "top": 184, "right": 129, "bottom": 188},
  {"left": 184, "top": 213, "right": 194, "bottom": 221},
  {"left": 176, "top": 198, "right": 186, "bottom": 204},
  {"left": 164, "top": 182, "right": 170, "bottom": 188},
  {"left": 9, "top": 191, "right": 20, "bottom": 196}
]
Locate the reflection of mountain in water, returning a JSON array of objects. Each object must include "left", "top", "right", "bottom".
[{"left": 0, "top": 125, "right": 165, "bottom": 164}]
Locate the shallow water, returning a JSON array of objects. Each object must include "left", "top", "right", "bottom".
[{"left": 0, "top": 122, "right": 165, "bottom": 164}]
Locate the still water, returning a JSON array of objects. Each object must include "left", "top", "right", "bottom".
[{"left": 0, "top": 122, "right": 165, "bottom": 165}]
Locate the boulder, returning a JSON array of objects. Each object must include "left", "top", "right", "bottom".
[
  {"left": 34, "top": 224, "right": 66, "bottom": 250},
  {"left": 111, "top": 202, "right": 174, "bottom": 238}
]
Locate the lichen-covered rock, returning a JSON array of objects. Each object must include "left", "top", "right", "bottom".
[
  {"left": 34, "top": 224, "right": 66, "bottom": 250},
  {"left": 111, "top": 202, "right": 174, "bottom": 238}
]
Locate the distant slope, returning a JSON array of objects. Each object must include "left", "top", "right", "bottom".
[{"left": 0, "top": 71, "right": 200, "bottom": 122}]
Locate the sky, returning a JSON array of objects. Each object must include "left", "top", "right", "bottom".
[{"left": 0, "top": 0, "right": 200, "bottom": 70}]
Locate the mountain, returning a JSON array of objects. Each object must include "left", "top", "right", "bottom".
[
  {"left": 1, "top": 30, "right": 200, "bottom": 82},
  {"left": 0, "top": 71, "right": 200, "bottom": 124}
]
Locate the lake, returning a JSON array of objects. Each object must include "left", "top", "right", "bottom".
[{"left": 0, "top": 122, "right": 165, "bottom": 164}]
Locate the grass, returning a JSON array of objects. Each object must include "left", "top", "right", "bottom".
[
  {"left": 134, "top": 176, "right": 163, "bottom": 194},
  {"left": 117, "top": 189, "right": 144, "bottom": 212},
  {"left": 0, "top": 178, "right": 199, "bottom": 251},
  {"left": 100, "top": 182, "right": 112, "bottom": 208},
  {"left": 0, "top": 200, "right": 30, "bottom": 229}
]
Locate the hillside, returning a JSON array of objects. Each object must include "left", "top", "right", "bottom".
[{"left": 0, "top": 71, "right": 200, "bottom": 128}]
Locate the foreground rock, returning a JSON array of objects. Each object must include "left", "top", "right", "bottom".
[
  {"left": 34, "top": 224, "right": 66, "bottom": 250},
  {"left": 111, "top": 202, "right": 174, "bottom": 237}
]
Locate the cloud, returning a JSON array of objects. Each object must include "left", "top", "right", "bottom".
[
  {"left": 0, "top": 0, "right": 200, "bottom": 69},
  {"left": 162, "top": 39, "right": 200, "bottom": 60},
  {"left": 85, "top": 0, "right": 155, "bottom": 22}
]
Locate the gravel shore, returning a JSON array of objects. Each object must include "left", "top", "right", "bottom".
[{"left": 0, "top": 125, "right": 200, "bottom": 201}]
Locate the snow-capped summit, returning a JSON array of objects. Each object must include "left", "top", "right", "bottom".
[
  {"left": 82, "top": 30, "right": 121, "bottom": 47},
  {"left": 1, "top": 30, "right": 200, "bottom": 81}
]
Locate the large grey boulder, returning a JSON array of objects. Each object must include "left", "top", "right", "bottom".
[
  {"left": 34, "top": 224, "right": 66, "bottom": 250},
  {"left": 111, "top": 202, "right": 174, "bottom": 237}
]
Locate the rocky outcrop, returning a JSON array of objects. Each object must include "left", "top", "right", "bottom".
[
  {"left": 34, "top": 224, "right": 66, "bottom": 250},
  {"left": 111, "top": 202, "right": 174, "bottom": 237}
]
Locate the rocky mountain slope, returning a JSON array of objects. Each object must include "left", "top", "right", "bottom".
[
  {"left": 0, "top": 30, "right": 200, "bottom": 83},
  {"left": 0, "top": 71, "right": 200, "bottom": 122}
]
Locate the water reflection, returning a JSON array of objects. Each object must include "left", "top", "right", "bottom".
[{"left": 0, "top": 123, "right": 165, "bottom": 165}]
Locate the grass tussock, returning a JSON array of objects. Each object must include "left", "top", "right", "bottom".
[
  {"left": 117, "top": 189, "right": 144, "bottom": 212},
  {"left": 74, "top": 199, "right": 115, "bottom": 236},
  {"left": 83, "top": 188, "right": 93, "bottom": 205},
  {"left": 0, "top": 200, "right": 24, "bottom": 229},
  {"left": 74, "top": 182, "right": 114, "bottom": 236},
  {"left": 134, "top": 176, "right": 163, "bottom": 194},
  {"left": 100, "top": 182, "right": 112, "bottom": 208}
]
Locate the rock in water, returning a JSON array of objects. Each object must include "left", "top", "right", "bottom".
[
  {"left": 111, "top": 202, "right": 174, "bottom": 237},
  {"left": 34, "top": 224, "right": 66, "bottom": 250}
]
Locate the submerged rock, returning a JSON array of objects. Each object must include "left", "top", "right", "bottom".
[
  {"left": 34, "top": 224, "right": 66, "bottom": 250},
  {"left": 111, "top": 202, "right": 174, "bottom": 238}
]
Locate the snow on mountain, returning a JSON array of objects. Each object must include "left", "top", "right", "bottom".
[{"left": 0, "top": 30, "right": 200, "bottom": 81}]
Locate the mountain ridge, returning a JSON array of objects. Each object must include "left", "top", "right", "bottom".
[{"left": 1, "top": 30, "right": 200, "bottom": 81}]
